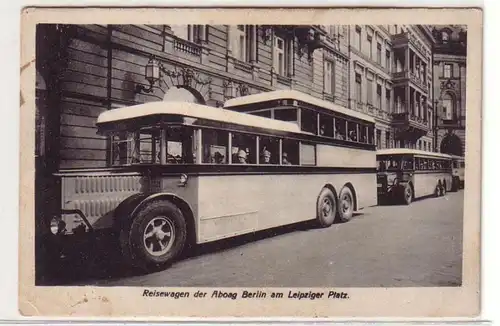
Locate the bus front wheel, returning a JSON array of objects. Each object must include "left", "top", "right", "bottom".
[
  {"left": 338, "top": 187, "right": 354, "bottom": 222},
  {"left": 316, "top": 188, "right": 337, "bottom": 228},
  {"left": 119, "top": 200, "right": 187, "bottom": 272},
  {"left": 401, "top": 183, "right": 413, "bottom": 205}
]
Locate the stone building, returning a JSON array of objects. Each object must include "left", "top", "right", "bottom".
[{"left": 431, "top": 25, "right": 467, "bottom": 156}]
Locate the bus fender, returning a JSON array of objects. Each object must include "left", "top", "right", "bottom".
[
  {"left": 112, "top": 192, "right": 150, "bottom": 234},
  {"left": 129, "top": 193, "right": 196, "bottom": 245}
]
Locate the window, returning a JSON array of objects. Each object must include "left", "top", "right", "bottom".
[
  {"left": 324, "top": 60, "right": 335, "bottom": 94},
  {"left": 301, "top": 109, "right": 317, "bottom": 134},
  {"left": 319, "top": 113, "right": 334, "bottom": 137},
  {"left": 376, "top": 43, "right": 382, "bottom": 65},
  {"left": 385, "top": 89, "right": 391, "bottom": 112},
  {"left": 110, "top": 126, "right": 196, "bottom": 166},
  {"left": 334, "top": 117, "right": 346, "bottom": 140},
  {"left": 170, "top": 25, "right": 203, "bottom": 43},
  {"left": 385, "top": 131, "right": 390, "bottom": 148},
  {"left": 376, "top": 84, "right": 382, "bottom": 109},
  {"left": 367, "top": 34, "right": 373, "bottom": 59},
  {"left": 202, "top": 129, "right": 229, "bottom": 164},
  {"left": 355, "top": 26, "right": 362, "bottom": 51},
  {"left": 252, "top": 110, "right": 272, "bottom": 118},
  {"left": 418, "top": 140, "right": 422, "bottom": 150},
  {"left": 274, "top": 108, "right": 298, "bottom": 124},
  {"left": 231, "top": 25, "right": 256, "bottom": 63},
  {"left": 385, "top": 50, "right": 391, "bottom": 70},
  {"left": 367, "top": 78, "right": 373, "bottom": 105},
  {"left": 355, "top": 73, "right": 362, "bottom": 103},
  {"left": 443, "top": 64, "right": 452, "bottom": 78},
  {"left": 273, "top": 36, "right": 291, "bottom": 76},
  {"left": 359, "top": 124, "right": 368, "bottom": 143},
  {"left": 347, "top": 121, "right": 358, "bottom": 142},
  {"left": 231, "top": 132, "right": 256, "bottom": 164},
  {"left": 282, "top": 139, "right": 299, "bottom": 165},
  {"left": 300, "top": 143, "right": 316, "bottom": 166},
  {"left": 442, "top": 93, "right": 454, "bottom": 120},
  {"left": 375, "top": 129, "right": 381, "bottom": 148},
  {"left": 259, "top": 136, "right": 280, "bottom": 165},
  {"left": 368, "top": 126, "right": 375, "bottom": 145}
]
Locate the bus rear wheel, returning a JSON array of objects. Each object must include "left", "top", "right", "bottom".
[
  {"left": 316, "top": 188, "right": 337, "bottom": 228},
  {"left": 338, "top": 187, "right": 354, "bottom": 222},
  {"left": 119, "top": 200, "right": 187, "bottom": 272}
]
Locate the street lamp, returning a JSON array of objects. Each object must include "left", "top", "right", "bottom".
[{"left": 135, "top": 56, "right": 161, "bottom": 94}]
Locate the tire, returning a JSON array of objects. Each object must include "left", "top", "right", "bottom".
[
  {"left": 440, "top": 181, "right": 447, "bottom": 196},
  {"left": 337, "top": 187, "right": 354, "bottom": 222},
  {"left": 316, "top": 188, "right": 337, "bottom": 228},
  {"left": 119, "top": 200, "right": 187, "bottom": 272},
  {"left": 401, "top": 183, "right": 413, "bottom": 205},
  {"left": 450, "top": 177, "right": 459, "bottom": 192}
]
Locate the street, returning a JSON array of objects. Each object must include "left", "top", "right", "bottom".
[{"left": 44, "top": 191, "right": 463, "bottom": 287}]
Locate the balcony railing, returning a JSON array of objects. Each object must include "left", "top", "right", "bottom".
[
  {"left": 392, "top": 111, "right": 429, "bottom": 129},
  {"left": 173, "top": 37, "right": 202, "bottom": 56},
  {"left": 391, "top": 32, "right": 409, "bottom": 46},
  {"left": 392, "top": 70, "right": 408, "bottom": 80}
]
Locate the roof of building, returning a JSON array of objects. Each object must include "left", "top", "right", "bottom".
[
  {"left": 223, "top": 89, "right": 376, "bottom": 123},
  {"left": 376, "top": 148, "right": 453, "bottom": 159},
  {"left": 96, "top": 101, "right": 302, "bottom": 134}
]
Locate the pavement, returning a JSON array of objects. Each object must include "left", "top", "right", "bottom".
[{"left": 39, "top": 191, "right": 463, "bottom": 287}]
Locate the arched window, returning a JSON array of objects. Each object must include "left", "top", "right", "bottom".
[{"left": 441, "top": 92, "right": 455, "bottom": 121}]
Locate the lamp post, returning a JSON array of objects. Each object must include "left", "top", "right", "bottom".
[{"left": 135, "top": 56, "right": 161, "bottom": 94}]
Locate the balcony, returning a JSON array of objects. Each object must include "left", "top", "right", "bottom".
[
  {"left": 392, "top": 70, "right": 408, "bottom": 82},
  {"left": 391, "top": 111, "right": 429, "bottom": 141},
  {"left": 391, "top": 32, "right": 409, "bottom": 48}
]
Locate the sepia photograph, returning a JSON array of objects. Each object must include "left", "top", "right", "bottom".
[{"left": 19, "top": 7, "right": 481, "bottom": 318}]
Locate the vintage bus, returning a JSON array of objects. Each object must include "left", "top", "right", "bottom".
[
  {"left": 450, "top": 155, "right": 465, "bottom": 191},
  {"left": 45, "top": 98, "right": 377, "bottom": 272},
  {"left": 376, "top": 149, "right": 453, "bottom": 205}
]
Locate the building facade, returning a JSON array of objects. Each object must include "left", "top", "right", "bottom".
[{"left": 431, "top": 25, "right": 467, "bottom": 157}]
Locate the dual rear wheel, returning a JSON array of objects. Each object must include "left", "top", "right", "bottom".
[{"left": 316, "top": 186, "right": 354, "bottom": 227}]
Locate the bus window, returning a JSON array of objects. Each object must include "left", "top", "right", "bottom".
[
  {"left": 274, "top": 108, "right": 298, "bottom": 124},
  {"left": 360, "top": 124, "right": 367, "bottom": 143},
  {"left": 402, "top": 157, "right": 413, "bottom": 170},
  {"left": 415, "top": 157, "right": 421, "bottom": 170},
  {"left": 334, "top": 117, "right": 346, "bottom": 140},
  {"left": 387, "top": 158, "right": 399, "bottom": 170},
  {"left": 252, "top": 110, "right": 272, "bottom": 118},
  {"left": 378, "top": 159, "right": 387, "bottom": 171},
  {"left": 300, "top": 142, "right": 316, "bottom": 166},
  {"left": 319, "top": 113, "right": 333, "bottom": 137},
  {"left": 368, "top": 126, "right": 374, "bottom": 145},
  {"left": 259, "top": 136, "right": 280, "bottom": 165},
  {"left": 282, "top": 139, "right": 299, "bottom": 165},
  {"left": 301, "top": 108, "right": 317, "bottom": 134},
  {"left": 202, "top": 129, "right": 229, "bottom": 164},
  {"left": 231, "top": 132, "right": 257, "bottom": 164},
  {"left": 347, "top": 121, "right": 358, "bottom": 142},
  {"left": 165, "top": 126, "right": 196, "bottom": 164},
  {"left": 110, "top": 128, "right": 159, "bottom": 165}
]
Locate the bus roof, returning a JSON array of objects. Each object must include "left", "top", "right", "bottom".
[
  {"left": 96, "top": 101, "right": 302, "bottom": 134},
  {"left": 376, "top": 148, "right": 453, "bottom": 159},
  {"left": 223, "top": 89, "right": 375, "bottom": 124}
]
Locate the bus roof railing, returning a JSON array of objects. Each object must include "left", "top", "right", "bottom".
[
  {"left": 223, "top": 89, "right": 376, "bottom": 124},
  {"left": 376, "top": 148, "right": 453, "bottom": 159},
  {"left": 96, "top": 101, "right": 302, "bottom": 134}
]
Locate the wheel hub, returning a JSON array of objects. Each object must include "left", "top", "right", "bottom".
[{"left": 143, "top": 216, "right": 175, "bottom": 256}]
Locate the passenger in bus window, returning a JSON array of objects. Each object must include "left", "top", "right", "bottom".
[
  {"left": 282, "top": 152, "right": 292, "bottom": 165},
  {"left": 348, "top": 130, "right": 357, "bottom": 142},
  {"left": 214, "top": 151, "right": 225, "bottom": 164},
  {"left": 237, "top": 149, "right": 248, "bottom": 164},
  {"left": 378, "top": 160, "right": 386, "bottom": 171},
  {"left": 261, "top": 148, "right": 271, "bottom": 164},
  {"left": 319, "top": 124, "right": 326, "bottom": 136}
]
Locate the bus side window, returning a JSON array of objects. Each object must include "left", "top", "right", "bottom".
[
  {"left": 335, "top": 118, "right": 346, "bottom": 140},
  {"left": 415, "top": 158, "right": 420, "bottom": 170},
  {"left": 319, "top": 113, "right": 333, "bottom": 137},
  {"left": 282, "top": 139, "right": 299, "bottom": 165},
  {"left": 301, "top": 108, "right": 317, "bottom": 134},
  {"left": 259, "top": 136, "right": 280, "bottom": 165},
  {"left": 347, "top": 121, "right": 358, "bottom": 142},
  {"left": 202, "top": 129, "right": 229, "bottom": 164},
  {"left": 360, "top": 124, "right": 367, "bottom": 143},
  {"left": 231, "top": 132, "right": 256, "bottom": 164},
  {"left": 368, "top": 126, "right": 374, "bottom": 145}
]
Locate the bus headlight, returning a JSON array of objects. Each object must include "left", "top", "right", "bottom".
[{"left": 178, "top": 174, "right": 188, "bottom": 187}]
